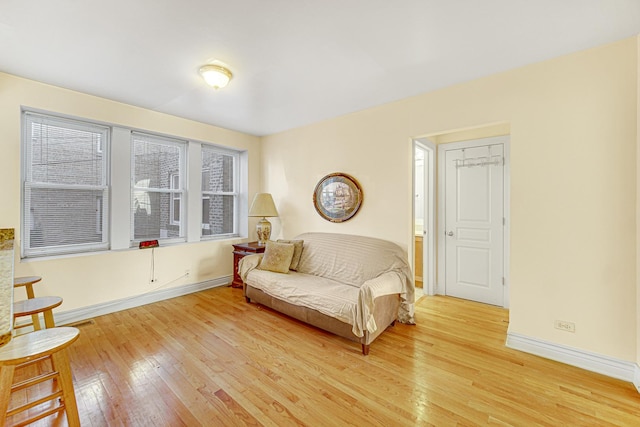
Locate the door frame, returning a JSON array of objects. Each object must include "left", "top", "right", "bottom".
[
  {"left": 437, "top": 136, "right": 511, "bottom": 308},
  {"left": 412, "top": 138, "right": 436, "bottom": 296}
]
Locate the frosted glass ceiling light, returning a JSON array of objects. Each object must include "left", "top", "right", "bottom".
[{"left": 199, "top": 64, "right": 232, "bottom": 89}]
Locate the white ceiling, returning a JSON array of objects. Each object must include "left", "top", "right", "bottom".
[{"left": 1, "top": 1, "right": 639, "bottom": 136}]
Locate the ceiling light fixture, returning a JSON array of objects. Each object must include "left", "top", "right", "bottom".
[{"left": 199, "top": 64, "right": 233, "bottom": 89}]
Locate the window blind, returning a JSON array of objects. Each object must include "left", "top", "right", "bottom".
[{"left": 23, "top": 112, "right": 109, "bottom": 257}]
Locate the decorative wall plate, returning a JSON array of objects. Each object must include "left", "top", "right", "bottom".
[{"left": 313, "top": 173, "right": 363, "bottom": 223}]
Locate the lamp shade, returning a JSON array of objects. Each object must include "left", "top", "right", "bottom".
[{"left": 249, "top": 193, "right": 278, "bottom": 217}]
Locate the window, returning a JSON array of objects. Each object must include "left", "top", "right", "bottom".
[
  {"left": 22, "top": 110, "right": 244, "bottom": 257},
  {"left": 201, "top": 145, "right": 238, "bottom": 237},
  {"left": 22, "top": 112, "right": 109, "bottom": 257},
  {"left": 131, "top": 132, "right": 186, "bottom": 242}
]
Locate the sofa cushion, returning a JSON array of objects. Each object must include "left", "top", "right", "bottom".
[
  {"left": 246, "top": 269, "right": 359, "bottom": 326},
  {"left": 258, "top": 241, "right": 294, "bottom": 274},
  {"left": 277, "top": 239, "right": 304, "bottom": 270}
]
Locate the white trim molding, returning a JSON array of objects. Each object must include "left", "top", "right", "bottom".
[
  {"left": 412, "top": 138, "right": 436, "bottom": 297},
  {"left": 52, "top": 276, "right": 231, "bottom": 327},
  {"left": 506, "top": 332, "right": 637, "bottom": 383}
]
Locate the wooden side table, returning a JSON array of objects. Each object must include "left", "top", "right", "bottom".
[{"left": 231, "top": 242, "right": 265, "bottom": 288}]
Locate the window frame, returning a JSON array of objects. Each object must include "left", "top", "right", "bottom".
[{"left": 169, "top": 172, "right": 181, "bottom": 226}]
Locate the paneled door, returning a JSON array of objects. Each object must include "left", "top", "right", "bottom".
[{"left": 443, "top": 140, "right": 505, "bottom": 306}]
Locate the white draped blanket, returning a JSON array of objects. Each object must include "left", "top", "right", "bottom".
[{"left": 239, "top": 232, "right": 416, "bottom": 337}]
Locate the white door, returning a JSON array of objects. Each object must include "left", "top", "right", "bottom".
[{"left": 444, "top": 141, "right": 505, "bottom": 306}]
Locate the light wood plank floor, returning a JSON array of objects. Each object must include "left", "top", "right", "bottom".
[{"left": 7, "top": 287, "right": 640, "bottom": 426}]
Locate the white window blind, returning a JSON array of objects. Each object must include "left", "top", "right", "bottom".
[
  {"left": 201, "top": 145, "right": 238, "bottom": 238},
  {"left": 131, "top": 132, "right": 186, "bottom": 243},
  {"left": 22, "top": 112, "right": 110, "bottom": 257}
]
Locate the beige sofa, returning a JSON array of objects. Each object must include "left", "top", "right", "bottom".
[{"left": 238, "top": 232, "right": 415, "bottom": 355}]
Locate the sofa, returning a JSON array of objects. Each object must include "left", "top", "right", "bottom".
[{"left": 238, "top": 232, "right": 415, "bottom": 355}]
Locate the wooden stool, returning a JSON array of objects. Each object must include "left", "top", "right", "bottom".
[
  {"left": 0, "top": 327, "right": 80, "bottom": 426},
  {"left": 14, "top": 276, "right": 43, "bottom": 330},
  {"left": 13, "top": 296, "right": 63, "bottom": 332}
]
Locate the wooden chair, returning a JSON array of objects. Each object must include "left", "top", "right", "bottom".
[
  {"left": 13, "top": 296, "right": 63, "bottom": 332},
  {"left": 0, "top": 327, "right": 80, "bottom": 426},
  {"left": 13, "top": 276, "right": 43, "bottom": 330}
]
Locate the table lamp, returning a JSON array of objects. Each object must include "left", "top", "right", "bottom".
[{"left": 248, "top": 193, "right": 279, "bottom": 245}]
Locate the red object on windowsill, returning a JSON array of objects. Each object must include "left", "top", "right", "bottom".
[{"left": 139, "top": 240, "right": 159, "bottom": 249}]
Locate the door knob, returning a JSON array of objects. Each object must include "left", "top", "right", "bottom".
[{"left": 447, "top": 231, "right": 454, "bottom": 236}]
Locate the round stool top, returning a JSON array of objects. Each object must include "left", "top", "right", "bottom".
[
  {"left": 14, "top": 276, "right": 42, "bottom": 288},
  {"left": 0, "top": 327, "right": 79, "bottom": 365},
  {"left": 13, "top": 296, "right": 63, "bottom": 317}
]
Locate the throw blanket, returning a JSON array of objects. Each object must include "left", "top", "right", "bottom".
[
  {"left": 294, "top": 232, "right": 415, "bottom": 326},
  {"left": 239, "top": 233, "right": 415, "bottom": 336}
]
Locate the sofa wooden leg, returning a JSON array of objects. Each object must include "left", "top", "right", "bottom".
[
  {"left": 391, "top": 320, "right": 396, "bottom": 327},
  {"left": 362, "top": 344, "right": 370, "bottom": 355},
  {"left": 245, "top": 296, "right": 251, "bottom": 303}
]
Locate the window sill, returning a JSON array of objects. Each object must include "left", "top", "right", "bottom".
[{"left": 20, "top": 235, "right": 243, "bottom": 263}]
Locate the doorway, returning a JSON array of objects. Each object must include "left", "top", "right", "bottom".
[
  {"left": 413, "top": 139, "right": 435, "bottom": 296},
  {"left": 437, "top": 136, "right": 509, "bottom": 307}
]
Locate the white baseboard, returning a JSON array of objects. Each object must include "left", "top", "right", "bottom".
[
  {"left": 54, "top": 276, "right": 231, "bottom": 326},
  {"left": 506, "top": 332, "right": 637, "bottom": 383}
]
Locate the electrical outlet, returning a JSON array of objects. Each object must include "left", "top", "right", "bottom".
[{"left": 554, "top": 320, "right": 575, "bottom": 333}]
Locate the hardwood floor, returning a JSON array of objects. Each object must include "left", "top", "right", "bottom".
[{"left": 7, "top": 287, "right": 640, "bottom": 426}]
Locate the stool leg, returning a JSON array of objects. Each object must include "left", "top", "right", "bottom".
[
  {"left": 25, "top": 284, "right": 42, "bottom": 330},
  {"left": 31, "top": 315, "right": 42, "bottom": 331},
  {"left": 43, "top": 309, "right": 56, "bottom": 329},
  {"left": 25, "top": 283, "right": 42, "bottom": 331},
  {"left": 0, "top": 365, "right": 16, "bottom": 422},
  {"left": 51, "top": 349, "right": 80, "bottom": 427},
  {"left": 24, "top": 284, "right": 35, "bottom": 299}
]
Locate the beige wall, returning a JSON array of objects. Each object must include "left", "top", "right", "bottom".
[
  {"left": 1, "top": 38, "right": 637, "bottom": 364},
  {"left": 0, "top": 72, "right": 260, "bottom": 311},
  {"left": 262, "top": 38, "right": 638, "bottom": 361}
]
